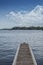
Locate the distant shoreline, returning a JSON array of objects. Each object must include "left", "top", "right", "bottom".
[{"left": 0, "top": 26, "right": 43, "bottom": 30}]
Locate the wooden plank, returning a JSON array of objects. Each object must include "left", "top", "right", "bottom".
[{"left": 12, "top": 42, "right": 37, "bottom": 65}]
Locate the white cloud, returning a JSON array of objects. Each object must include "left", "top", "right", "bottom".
[{"left": 6, "top": 5, "right": 43, "bottom": 26}]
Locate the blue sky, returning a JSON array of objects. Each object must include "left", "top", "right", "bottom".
[
  {"left": 0, "top": 0, "right": 43, "bottom": 29},
  {"left": 0, "top": 0, "right": 43, "bottom": 13}
]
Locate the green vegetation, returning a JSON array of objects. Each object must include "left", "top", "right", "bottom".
[
  {"left": 11, "top": 26, "right": 43, "bottom": 30},
  {"left": 1, "top": 26, "right": 43, "bottom": 30}
]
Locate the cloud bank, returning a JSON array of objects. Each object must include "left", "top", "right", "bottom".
[
  {"left": 0, "top": 5, "right": 43, "bottom": 29},
  {"left": 6, "top": 5, "right": 43, "bottom": 26}
]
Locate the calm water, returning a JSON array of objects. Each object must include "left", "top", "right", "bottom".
[{"left": 0, "top": 30, "right": 43, "bottom": 65}]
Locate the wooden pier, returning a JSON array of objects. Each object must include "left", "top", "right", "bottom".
[{"left": 12, "top": 43, "right": 37, "bottom": 65}]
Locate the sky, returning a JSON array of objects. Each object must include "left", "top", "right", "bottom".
[{"left": 0, "top": 0, "right": 43, "bottom": 29}]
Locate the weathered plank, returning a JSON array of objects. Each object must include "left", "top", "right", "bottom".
[{"left": 12, "top": 43, "right": 37, "bottom": 65}]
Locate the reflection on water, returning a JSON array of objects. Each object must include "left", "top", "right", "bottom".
[{"left": 0, "top": 30, "right": 43, "bottom": 65}]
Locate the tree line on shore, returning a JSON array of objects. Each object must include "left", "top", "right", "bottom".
[{"left": 1, "top": 26, "right": 43, "bottom": 30}]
